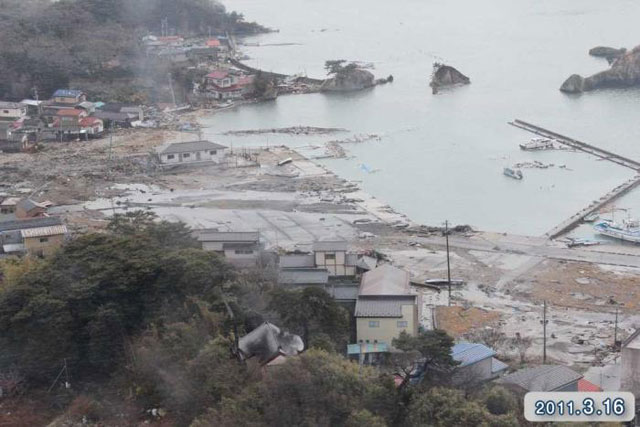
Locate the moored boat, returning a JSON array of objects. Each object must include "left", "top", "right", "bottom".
[
  {"left": 519, "top": 137, "right": 555, "bottom": 151},
  {"left": 503, "top": 167, "right": 523, "bottom": 180},
  {"left": 566, "top": 238, "right": 600, "bottom": 248},
  {"left": 593, "top": 219, "right": 640, "bottom": 243}
]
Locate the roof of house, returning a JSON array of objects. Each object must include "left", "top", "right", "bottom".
[
  {"left": 356, "top": 255, "right": 377, "bottom": 271},
  {"left": 56, "top": 109, "right": 84, "bottom": 117},
  {"left": 578, "top": 378, "right": 602, "bottom": 392},
  {"left": 0, "top": 197, "right": 20, "bottom": 207},
  {"left": 622, "top": 329, "right": 640, "bottom": 349},
  {"left": 279, "top": 254, "right": 315, "bottom": 269},
  {"left": 206, "top": 38, "right": 221, "bottom": 47},
  {"left": 159, "top": 140, "right": 227, "bottom": 155},
  {"left": 0, "top": 216, "right": 63, "bottom": 232},
  {"left": 279, "top": 268, "right": 329, "bottom": 285},
  {"left": 491, "top": 358, "right": 509, "bottom": 374},
  {"left": 354, "top": 296, "right": 416, "bottom": 318},
  {"left": 313, "top": 240, "right": 348, "bottom": 252},
  {"left": 207, "top": 70, "right": 229, "bottom": 79},
  {"left": 93, "top": 111, "right": 133, "bottom": 121},
  {"left": 359, "top": 264, "right": 412, "bottom": 296},
  {"left": 20, "top": 99, "right": 42, "bottom": 106},
  {"left": 451, "top": 342, "right": 496, "bottom": 367},
  {"left": 79, "top": 117, "right": 102, "bottom": 127},
  {"left": 238, "top": 322, "right": 304, "bottom": 365},
  {"left": 21, "top": 224, "right": 67, "bottom": 238},
  {"left": 16, "top": 199, "right": 45, "bottom": 212},
  {"left": 53, "top": 89, "right": 84, "bottom": 98},
  {"left": 198, "top": 230, "right": 259, "bottom": 243},
  {"left": 2, "top": 243, "right": 25, "bottom": 253},
  {"left": 499, "top": 365, "right": 583, "bottom": 392},
  {"left": 326, "top": 285, "right": 359, "bottom": 301},
  {"left": 0, "top": 101, "right": 25, "bottom": 109}
]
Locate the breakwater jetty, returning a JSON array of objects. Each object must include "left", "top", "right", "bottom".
[
  {"left": 509, "top": 119, "right": 640, "bottom": 171},
  {"left": 510, "top": 119, "right": 640, "bottom": 239}
]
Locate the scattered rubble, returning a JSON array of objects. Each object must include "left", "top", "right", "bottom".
[{"left": 222, "top": 126, "right": 348, "bottom": 136}]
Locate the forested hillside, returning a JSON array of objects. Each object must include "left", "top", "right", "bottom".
[{"left": 0, "top": 0, "right": 266, "bottom": 100}]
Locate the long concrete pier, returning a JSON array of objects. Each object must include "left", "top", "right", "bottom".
[
  {"left": 509, "top": 119, "right": 640, "bottom": 239},
  {"left": 545, "top": 175, "right": 640, "bottom": 239},
  {"left": 509, "top": 119, "right": 640, "bottom": 171}
]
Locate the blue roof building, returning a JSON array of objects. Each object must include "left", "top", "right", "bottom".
[{"left": 451, "top": 342, "right": 508, "bottom": 385}]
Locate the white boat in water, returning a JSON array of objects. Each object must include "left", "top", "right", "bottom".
[
  {"left": 594, "top": 219, "right": 640, "bottom": 243},
  {"left": 503, "top": 167, "right": 523, "bottom": 180},
  {"left": 519, "top": 137, "right": 555, "bottom": 151}
]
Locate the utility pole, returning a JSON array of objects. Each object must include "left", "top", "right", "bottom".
[
  {"left": 542, "top": 300, "right": 548, "bottom": 364},
  {"left": 445, "top": 220, "right": 451, "bottom": 306},
  {"left": 168, "top": 73, "right": 177, "bottom": 107},
  {"left": 108, "top": 122, "right": 114, "bottom": 178},
  {"left": 614, "top": 307, "right": 619, "bottom": 348}
]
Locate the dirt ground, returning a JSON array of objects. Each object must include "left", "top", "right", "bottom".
[
  {"left": 513, "top": 259, "right": 640, "bottom": 312},
  {"left": 435, "top": 306, "right": 501, "bottom": 338}
]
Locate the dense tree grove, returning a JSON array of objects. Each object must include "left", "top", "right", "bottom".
[
  {"left": 0, "top": 0, "right": 266, "bottom": 100},
  {"left": 0, "top": 213, "right": 525, "bottom": 425}
]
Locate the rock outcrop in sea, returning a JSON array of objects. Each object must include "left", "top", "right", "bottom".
[
  {"left": 320, "top": 68, "right": 375, "bottom": 92},
  {"left": 561, "top": 45, "right": 640, "bottom": 93},
  {"left": 430, "top": 63, "right": 470, "bottom": 94},
  {"left": 589, "top": 46, "right": 626, "bottom": 63}
]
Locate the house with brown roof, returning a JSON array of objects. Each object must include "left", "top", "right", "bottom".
[
  {"left": 15, "top": 199, "right": 48, "bottom": 219},
  {"left": 354, "top": 264, "right": 419, "bottom": 347},
  {"left": 0, "top": 216, "right": 67, "bottom": 257}
]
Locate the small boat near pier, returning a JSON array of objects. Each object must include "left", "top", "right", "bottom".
[
  {"left": 519, "top": 137, "right": 555, "bottom": 151},
  {"left": 503, "top": 167, "right": 523, "bottom": 180}
]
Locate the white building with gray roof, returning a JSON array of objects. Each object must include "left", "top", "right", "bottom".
[{"left": 157, "top": 140, "right": 227, "bottom": 165}]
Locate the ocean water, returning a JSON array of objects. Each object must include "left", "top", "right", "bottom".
[{"left": 200, "top": 0, "right": 640, "bottom": 235}]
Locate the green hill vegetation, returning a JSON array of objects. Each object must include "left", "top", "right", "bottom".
[
  {"left": 0, "top": 212, "right": 522, "bottom": 426},
  {"left": 0, "top": 0, "right": 267, "bottom": 101}
]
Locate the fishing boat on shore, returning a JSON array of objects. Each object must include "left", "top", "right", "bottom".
[
  {"left": 566, "top": 237, "right": 600, "bottom": 248},
  {"left": 594, "top": 219, "right": 640, "bottom": 243},
  {"left": 519, "top": 137, "right": 555, "bottom": 151},
  {"left": 503, "top": 167, "right": 523, "bottom": 180}
]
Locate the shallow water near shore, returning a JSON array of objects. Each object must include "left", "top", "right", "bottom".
[{"left": 200, "top": 0, "right": 640, "bottom": 235}]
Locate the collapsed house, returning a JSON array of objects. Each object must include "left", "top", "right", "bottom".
[{"left": 237, "top": 322, "right": 304, "bottom": 366}]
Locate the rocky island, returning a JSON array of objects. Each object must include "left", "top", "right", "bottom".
[
  {"left": 561, "top": 45, "right": 640, "bottom": 93},
  {"left": 589, "top": 46, "right": 626, "bottom": 63},
  {"left": 320, "top": 60, "right": 376, "bottom": 92},
  {"left": 430, "top": 62, "right": 470, "bottom": 94}
]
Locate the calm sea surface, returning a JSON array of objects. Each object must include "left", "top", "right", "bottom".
[{"left": 200, "top": 0, "right": 640, "bottom": 235}]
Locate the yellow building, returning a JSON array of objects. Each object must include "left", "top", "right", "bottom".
[
  {"left": 0, "top": 216, "right": 67, "bottom": 257},
  {"left": 354, "top": 264, "right": 418, "bottom": 347}
]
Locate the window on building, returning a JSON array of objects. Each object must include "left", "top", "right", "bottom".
[
  {"left": 2, "top": 110, "right": 8, "bottom": 114},
  {"left": 368, "top": 320, "right": 380, "bottom": 328},
  {"left": 210, "top": 150, "right": 217, "bottom": 155},
  {"left": 167, "top": 154, "right": 175, "bottom": 160},
  {"left": 397, "top": 321, "right": 408, "bottom": 328},
  {"left": 39, "top": 237, "right": 49, "bottom": 243},
  {"left": 234, "top": 249, "right": 254, "bottom": 255},
  {"left": 182, "top": 153, "right": 190, "bottom": 158},
  {"left": 325, "top": 253, "right": 336, "bottom": 261}
]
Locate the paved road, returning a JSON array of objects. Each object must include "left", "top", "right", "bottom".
[{"left": 416, "top": 233, "right": 640, "bottom": 268}]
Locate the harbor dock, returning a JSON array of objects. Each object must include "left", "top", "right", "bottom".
[{"left": 509, "top": 119, "right": 640, "bottom": 171}]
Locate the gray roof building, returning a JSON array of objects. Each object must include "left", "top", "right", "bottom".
[
  {"left": 279, "top": 268, "right": 329, "bottom": 285},
  {"left": 354, "top": 296, "right": 416, "bottom": 317},
  {"left": 159, "top": 140, "right": 227, "bottom": 156},
  {"left": 312, "top": 240, "right": 348, "bottom": 252},
  {"left": 279, "top": 254, "right": 315, "bottom": 269},
  {"left": 198, "top": 231, "right": 260, "bottom": 243},
  {"left": 0, "top": 216, "right": 62, "bottom": 232},
  {"left": 359, "top": 264, "right": 413, "bottom": 296},
  {"left": 499, "top": 365, "right": 582, "bottom": 392}
]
